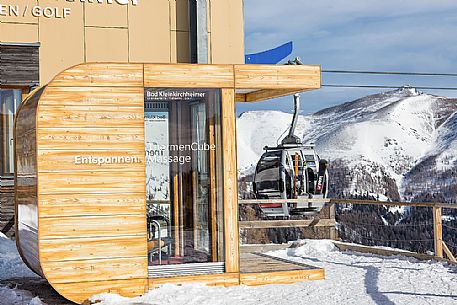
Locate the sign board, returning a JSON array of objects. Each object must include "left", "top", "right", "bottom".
[{"left": 0, "top": 0, "right": 139, "bottom": 19}]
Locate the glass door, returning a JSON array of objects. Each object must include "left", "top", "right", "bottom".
[{"left": 144, "top": 88, "right": 224, "bottom": 278}]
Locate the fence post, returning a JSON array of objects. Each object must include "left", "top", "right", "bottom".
[{"left": 433, "top": 207, "right": 443, "bottom": 258}]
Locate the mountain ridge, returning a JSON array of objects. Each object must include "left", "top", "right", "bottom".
[{"left": 237, "top": 87, "right": 457, "bottom": 203}]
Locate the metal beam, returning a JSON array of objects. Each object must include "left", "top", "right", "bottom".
[{"left": 196, "top": 0, "right": 208, "bottom": 64}]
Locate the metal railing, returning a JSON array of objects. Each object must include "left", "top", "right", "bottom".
[{"left": 238, "top": 198, "right": 457, "bottom": 262}]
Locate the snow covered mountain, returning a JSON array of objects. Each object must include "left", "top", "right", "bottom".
[{"left": 237, "top": 87, "right": 457, "bottom": 202}]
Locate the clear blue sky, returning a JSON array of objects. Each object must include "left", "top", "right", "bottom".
[{"left": 237, "top": 0, "right": 457, "bottom": 116}]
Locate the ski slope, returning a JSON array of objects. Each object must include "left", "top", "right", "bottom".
[{"left": 2, "top": 233, "right": 456, "bottom": 305}]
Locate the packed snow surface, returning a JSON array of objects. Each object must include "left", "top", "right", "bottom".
[
  {"left": 1, "top": 233, "right": 456, "bottom": 304},
  {"left": 0, "top": 233, "right": 43, "bottom": 305},
  {"left": 0, "top": 287, "right": 44, "bottom": 305},
  {"left": 0, "top": 233, "right": 37, "bottom": 281},
  {"left": 90, "top": 239, "right": 457, "bottom": 305}
]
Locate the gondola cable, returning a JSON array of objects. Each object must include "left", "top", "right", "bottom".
[{"left": 321, "top": 84, "right": 457, "bottom": 91}]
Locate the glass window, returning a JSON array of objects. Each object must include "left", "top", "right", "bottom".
[
  {"left": 1, "top": 89, "right": 22, "bottom": 177},
  {"left": 256, "top": 151, "right": 281, "bottom": 173},
  {"left": 144, "top": 88, "right": 224, "bottom": 271}
]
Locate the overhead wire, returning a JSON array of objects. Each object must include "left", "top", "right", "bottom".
[
  {"left": 341, "top": 228, "right": 434, "bottom": 243},
  {"left": 322, "top": 69, "right": 457, "bottom": 77},
  {"left": 288, "top": 61, "right": 456, "bottom": 251},
  {"left": 338, "top": 220, "right": 434, "bottom": 227},
  {"left": 319, "top": 67, "right": 457, "bottom": 90},
  {"left": 322, "top": 84, "right": 457, "bottom": 91},
  {"left": 443, "top": 224, "right": 457, "bottom": 231}
]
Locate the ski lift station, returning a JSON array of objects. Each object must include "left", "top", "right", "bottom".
[{"left": 14, "top": 62, "right": 323, "bottom": 304}]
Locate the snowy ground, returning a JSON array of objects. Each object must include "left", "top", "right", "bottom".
[
  {"left": 0, "top": 233, "right": 38, "bottom": 281},
  {"left": 0, "top": 286, "right": 43, "bottom": 305},
  {"left": 2, "top": 232, "right": 457, "bottom": 305},
  {"left": 89, "top": 240, "right": 457, "bottom": 305},
  {"left": 0, "top": 233, "right": 43, "bottom": 305}
]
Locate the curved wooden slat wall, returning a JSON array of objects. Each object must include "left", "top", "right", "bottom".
[
  {"left": 38, "top": 65, "right": 147, "bottom": 303},
  {"left": 15, "top": 63, "right": 321, "bottom": 304},
  {"left": 15, "top": 87, "right": 45, "bottom": 276}
]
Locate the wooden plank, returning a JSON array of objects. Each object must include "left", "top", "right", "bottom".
[
  {"left": 240, "top": 269, "right": 324, "bottom": 286},
  {"left": 43, "top": 257, "right": 147, "bottom": 284},
  {"left": 172, "top": 174, "right": 181, "bottom": 256},
  {"left": 334, "top": 241, "right": 416, "bottom": 257},
  {"left": 16, "top": 223, "right": 40, "bottom": 275},
  {"left": 0, "top": 45, "right": 39, "bottom": 87},
  {"left": 329, "top": 198, "right": 457, "bottom": 209},
  {"left": 240, "top": 244, "right": 292, "bottom": 254},
  {"left": 239, "top": 251, "right": 325, "bottom": 286},
  {"left": 433, "top": 207, "right": 443, "bottom": 258},
  {"left": 36, "top": 127, "right": 144, "bottom": 151},
  {"left": 15, "top": 91, "right": 40, "bottom": 134},
  {"left": 333, "top": 241, "right": 457, "bottom": 265},
  {"left": 235, "top": 93, "right": 246, "bottom": 102},
  {"left": 38, "top": 150, "right": 145, "bottom": 172},
  {"left": 40, "top": 235, "right": 147, "bottom": 262},
  {"left": 221, "top": 89, "right": 239, "bottom": 273},
  {"left": 14, "top": 87, "right": 41, "bottom": 276},
  {"left": 48, "top": 63, "right": 144, "bottom": 87},
  {"left": 442, "top": 241, "right": 457, "bottom": 263},
  {"left": 38, "top": 107, "right": 143, "bottom": 128},
  {"left": 245, "top": 89, "right": 309, "bottom": 103},
  {"left": 240, "top": 219, "right": 336, "bottom": 229},
  {"left": 241, "top": 197, "right": 457, "bottom": 210},
  {"left": 239, "top": 198, "right": 331, "bottom": 205},
  {"left": 37, "top": 171, "right": 145, "bottom": 194},
  {"left": 234, "top": 65, "right": 321, "bottom": 90},
  {"left": 144, "top": 64, "right": 234, "bottom": 88},
  {"left": 149, "top": 273, "right": 240, "bottom": 288},
  {"left": 208, "top": 98, "right": 218, "bottom": 262},
  {"left": 39, "top": 214, "right": 146, "bottom": 240},
  {"left": 39, "top": 193, "right": 145, "bottom": 218},
  {"left": 50, "top": 278, "right": 148, "bottom": 304},
  {"left": 240, "top": 252, "right": 313, "bottom": 273},
  {"left": 38, "top": 86, "right": 144, "bottom": 107}
]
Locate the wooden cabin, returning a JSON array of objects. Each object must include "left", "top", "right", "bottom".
[{"left": 14, "top": 63, "right": 322, "bottom": 304}]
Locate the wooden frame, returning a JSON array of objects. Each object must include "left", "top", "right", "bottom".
[{"left": 14, "top": 63, "right": 321, "bottom": 304}]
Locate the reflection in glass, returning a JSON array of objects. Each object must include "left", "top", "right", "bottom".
[
  {"left": 1, "top": 89, "right": 22, "bottom": 178},
  {"left": 144, "top": 88, "right": 224, "bottom": 270}
]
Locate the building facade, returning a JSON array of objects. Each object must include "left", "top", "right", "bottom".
[{"left": 0, "top": 0, "right": 245, "bottom": 237}]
